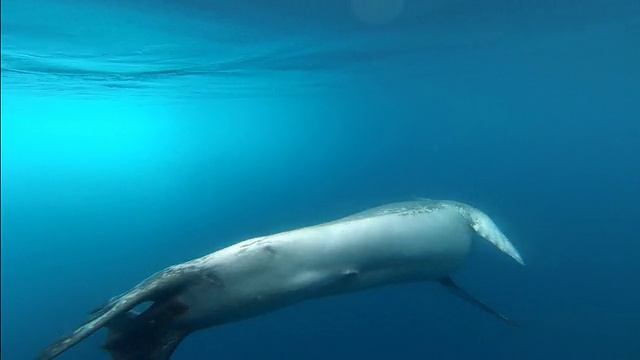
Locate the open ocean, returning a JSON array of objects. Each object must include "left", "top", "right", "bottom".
[{"left": 2, "top": 1, "right": 639, "bottom": 359}]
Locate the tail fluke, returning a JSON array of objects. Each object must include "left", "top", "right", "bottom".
[
  {"left": 102, "top": 300, "right": 189, "bottom": 360},
  {"left": 36, "top": 267, "right": 191, "bottom": 360},
  {"left": 37, "top": 288, "right": 148, "bottom": 360}
]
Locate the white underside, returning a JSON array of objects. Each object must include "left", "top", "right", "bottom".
[{"left": 174, "top": 205, "right": 474, "bottom": 329}]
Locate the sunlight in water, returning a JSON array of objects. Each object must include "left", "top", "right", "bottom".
[{"left": 1, "top": 96, "right": 170, "bottom": 172}]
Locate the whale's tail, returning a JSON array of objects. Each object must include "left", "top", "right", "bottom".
[
  {"left": 36, "top": 266, "right": 195, "bottom": 360},
  {"left": 100, "top": 300, "right": 189, "bottom": 360},
  {"left": 457, "top": 203, "right": 525, "bottom": 265}
]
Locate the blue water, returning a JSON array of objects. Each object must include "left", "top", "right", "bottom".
[{"left": 2, "top": 1, "right": 640, "bottom": 359}]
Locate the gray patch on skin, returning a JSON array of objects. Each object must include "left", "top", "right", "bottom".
[
  {"left": 263, "top": 245, "right": 276, "bottom": 255},
  {"left": 201, "top": 270, "right": 225, "bottom": 288},
  {"left": 166, "top": 261, "right": 225, "bottom": 288}
]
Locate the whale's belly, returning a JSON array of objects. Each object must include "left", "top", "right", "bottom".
[{"left": 176, "top": 207, "right": 473, "bottom": 328}]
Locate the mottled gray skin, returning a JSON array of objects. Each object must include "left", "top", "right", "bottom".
[{"left": 37, "top": 200, "right": 523, "bottom": 360}]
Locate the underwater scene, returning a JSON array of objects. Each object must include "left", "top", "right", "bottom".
[{"left": 2, "top": 1, "right": 639, "bottom": 359}]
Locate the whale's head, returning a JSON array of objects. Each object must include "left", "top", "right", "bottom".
[{"left": 453, "top": 203, "right": 525, "bottom": 265}]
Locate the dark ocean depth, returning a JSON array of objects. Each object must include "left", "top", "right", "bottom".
[{"left": 2, "top": 1, "right": 640, "bottom": 359}]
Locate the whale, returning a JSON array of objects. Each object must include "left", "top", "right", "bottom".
[{"left": 37, "top": 199, "right": 524, "bottom": 360}]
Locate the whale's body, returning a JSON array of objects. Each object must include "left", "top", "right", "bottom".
[{"left": 38, "top": 200, "right": 524, "bottom": 360}]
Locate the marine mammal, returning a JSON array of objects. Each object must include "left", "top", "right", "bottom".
[{"left": 37, "top": 199, "right": 524, "bottom": 360}]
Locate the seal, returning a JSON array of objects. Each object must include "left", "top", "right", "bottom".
[{"left": 37, "top": 199, "right": 524, "bottom": 360}]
